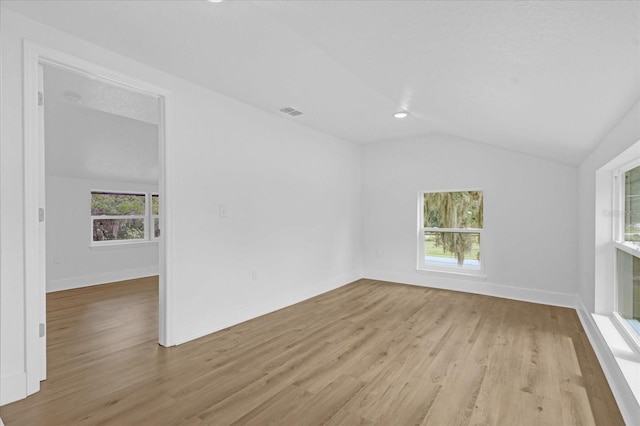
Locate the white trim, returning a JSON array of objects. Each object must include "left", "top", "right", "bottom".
[
  {"left": 91, "top": 188, "right": 150, "bottom": 196},
  {"left": 613, "top": 240, "right": 640, "bottom": 259},
  {"left": 158, "top": 91, "right": 173, "bottom": 347},
  {"left": 89, "top": 240, "right": 158, "bottom": 250},
  {"left": 422, "top": 187, "right": 485, "bottom": 194},
  {"left": 37, "top": 62, "right": 47, "bottom": 382},
  {"left": 612, "top": 311, "right": 640, "bottom": 352},
  {"left": 363, "top": 269, "right": 579, "bottom": 308},
  {"left": 415, "top": 267, "right": 487, "bottom": 281},
  {"left": 576, "top": 301, "right": 640, "bottom": 424},
  {"left": 47, "top": 267, "right": 159, "bottom": 293},
  {"left": 23, "top": 39, "right": 43, "bottom": 397},
  {"left": 22, "top": 40, "right": 174, "bottom": 402},
  {"left": 0, "top": 372, "right": 27, "bottom": 405}
]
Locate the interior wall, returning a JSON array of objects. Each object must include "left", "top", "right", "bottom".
[
  {"left": 45, "top": 176, "right": 159, "bottom": 292},
  {"left": 1, "top": 8, "right": 362, "bottom": 405},
  {"left": 361, "top": 134, "right": 579, "bottom": 305},
  {"left": 1, "top": 8, "right": 30, "bottom": 406},
  {"left": 578, "top": 100, "right": 640, "bottom": 313}
]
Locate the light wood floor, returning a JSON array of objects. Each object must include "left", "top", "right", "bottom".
[{"left": 0, "top": 277, "right": 622, "bottom": 425}]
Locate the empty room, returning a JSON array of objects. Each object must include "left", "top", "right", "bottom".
[{"left": 0, "top": 1, "right": 639, "bottom": 425}]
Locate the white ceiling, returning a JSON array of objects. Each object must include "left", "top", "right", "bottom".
[
  {"left": 43, "top": 64, "right": 159, "bottom": 184},
  {"left": 4, "top": 0, "right": 640, "bottom": 165}
]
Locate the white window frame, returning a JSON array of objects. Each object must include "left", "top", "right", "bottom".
[
  {"left": 612, "top": 160, "right": 640, "bottom": 350},
  {"left": 417, "top": 189, "right": 485, "bottom": 277},
  {"left": 90, "top": 190, "right": 158, "bottom": 247}
]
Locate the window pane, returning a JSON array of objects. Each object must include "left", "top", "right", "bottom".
[
  {"left": 152, "top": 194, "right": 159, "bottom": 215},
  {"left": 625, "top": 165, "right": 640, "bottom": 244},
  {"left": 93, "top": 218, "right": 144, "bottom": 241},
  {"left": 154, "top": 218, "right": 160, "bottom": 238},
  {"left": 91, "top": 192, "right": 145, "bottom": 216},
  {"left": 425, "top": 231, "right": 480, "bottom": 270},
  {"left": 424, "top": 191, "right": 483, "bottom": 228},
  {"left": 617, "top": 249, "right": 640, "bottom": 339}
]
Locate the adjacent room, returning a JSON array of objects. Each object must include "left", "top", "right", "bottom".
[{"left": 1, "top": 1, "right": 639, "bottom": 425}]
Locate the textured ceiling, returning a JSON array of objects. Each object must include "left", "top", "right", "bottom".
[
  {"left": 4, "top": 0, "right": 640, "bottom": 165},
  {"left": 44, "top": 63, "right": 160, "bottom": 125}
]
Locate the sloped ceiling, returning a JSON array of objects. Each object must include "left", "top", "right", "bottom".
[
  {"left": 43, "top": 65, "right": 159, "bottom": 184},
  {"left": 3, "top": 0, "right": 639, "bottom": 165}
]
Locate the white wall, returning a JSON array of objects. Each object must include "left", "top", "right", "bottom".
[
  {"left": 1, "top": 9, "right": 362, "bottom": 404},
  {"left": 169, "top": 90, "right": 362, "bottom": 344},
  {"left": 578, "top": 101, "right": 640, "bottom": 313},
  {"left": 362, "top": 134, "right": 579, "bottom": 306},
  {"left": 45, "top": 176, "right": 159, "bottom": 292}
]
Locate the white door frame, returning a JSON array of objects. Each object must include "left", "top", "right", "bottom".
[{"left": 23, "top": 40, "right": 174, "bottom": 396}]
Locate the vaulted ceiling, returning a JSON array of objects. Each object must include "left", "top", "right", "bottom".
[{"left": 3, "top": 0, "right": 639, "bottom": 165}]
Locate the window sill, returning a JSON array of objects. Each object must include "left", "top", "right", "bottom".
[
  {"left": 613, "top": 240, "right": 640, "bottom": 258},
  {"left": 592, "top": 314, "right": 640, "bottom": 407},
  {"left": 90, "top": 240, "right": 159, "bottom": 250},
  {"left": 416, "top": 267, "right": 487, "bottom": 281}
]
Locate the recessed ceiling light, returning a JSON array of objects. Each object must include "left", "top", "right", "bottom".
[
  {"left": 207, "top": 0, "right": 224, "bottom": 3},
  {"left": 393, "top": 111, "right": 409, "bottom": 119}
]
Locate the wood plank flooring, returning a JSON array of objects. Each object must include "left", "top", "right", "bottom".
[{"left": 0, "top": 277, "right": 623, "bottom": 425}]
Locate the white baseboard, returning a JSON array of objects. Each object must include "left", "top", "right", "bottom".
[
  {"left": 575, "top": 302, "right": 640, "bottom": 425},
  {"left": 47, "top": 266, "right": 159, "bottom": 293},
  {"left": 363, "top": 269, "right": 579, "bottom": 308},
  {"left": 1, "top": 371, "right": 26, "bottom": 406},
  {"left": 173, "top": 272, "right": 362, "bottom": 346}
]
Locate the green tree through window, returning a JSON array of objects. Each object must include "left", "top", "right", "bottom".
[
  {"left": 423, "top": 191, "right": 483, "bottom": 268},
  {"left": 91, "top": 192, "right": 158, "bottom": 243}
]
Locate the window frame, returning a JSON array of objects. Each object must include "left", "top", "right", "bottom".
[
  {"left": 612, "top": 160, "right": 640, "bottom": 349},
  {"left": 90, "top": 189, "right": 159, "bottom": 247},
  {"left": 417, "top": 189, "right": 485, "bottom": 277}
]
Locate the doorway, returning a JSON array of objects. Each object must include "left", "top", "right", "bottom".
[{"left": 23, "top": 42, "right": 171, "bottom": 396}]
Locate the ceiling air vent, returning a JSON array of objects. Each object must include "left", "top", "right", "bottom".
[{"left": 280, "top": 107, "right": 303, "bottom": 117}]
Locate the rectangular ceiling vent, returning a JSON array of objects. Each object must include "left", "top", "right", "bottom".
[{"left": 280, "top": 107, "right": 303, "bottom": 117}]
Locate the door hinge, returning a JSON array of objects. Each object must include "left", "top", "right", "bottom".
[
  {"left": 39, "top": 323, "right": 45, "bottom": 337},
  {"left": 38, "top": 91, "right": 44, "bottom": 106},
  {"left": 39, "top": 208, "right": 45, "bottom": 222}
]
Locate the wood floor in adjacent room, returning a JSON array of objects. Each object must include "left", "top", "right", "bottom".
[{"left": 0, "top": 277, "right": 622, "bottom": 425}]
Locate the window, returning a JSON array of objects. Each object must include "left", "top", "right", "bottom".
[
  {"left": 418, "top": 190, "right": 483, "bottom": 273},
  {"left": 614, "top": 164, "right": 640, "bottom": 343},
  {"left": 91, "top": 191, "right": 160, "bottom": 245},
  {"left": 152, "top": 194, "right": 160, "bottom": 239}
]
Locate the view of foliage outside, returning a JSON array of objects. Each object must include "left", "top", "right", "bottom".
[
  {"left": 152, "top": 194, "right": 160, "bottom": 238},
  {"left": 91, "top": 192, "right": 146, "bottom": 241},
  {"left": 152, "top": 195, "right": 159, "bottom": 215},
  {"left": 625, "top": 165, "right": 640, "bottom": 244},
  {"left": 424, "top": 191, "right": 483, "bottom": 267},
  {"left": 616, "top": 250, "right": 640, "bottom": 339},
  {"left": 622, "top": 165, "right": 640, "bottom": 329}
]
